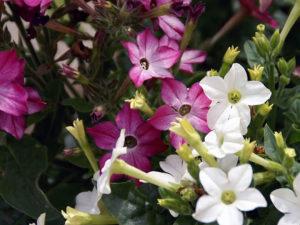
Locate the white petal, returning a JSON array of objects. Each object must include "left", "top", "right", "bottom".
[
  {"left": 36, "top": 213, "right": 46, "bottom": 225},
  {"left": 200, "top": 76, "right": 227, "bottom": 101},
  {"left": 169, "top": 210, "right": 179, "bottom": 217},
  {"left": 278, "top": 214, "right": 300, "bottom": 225},
  {"left": 200, "top": 167, "right": 228, "bottom": 196},
  {"left": 75, "top": 188, "right": 100, "bottom": 214},
  {"left": 240, "top": 81, "right": 271, "bottom": 106},
  {"left": 224, "top": 63, "right": 248, "bottom": 90},
  {"left": 217, "top": 206, "right": 243, "bottom": 225},
  {"left": 235, "top": 188, "right": 267, "bottom": 211},
  {"left": 235, "top": 104, "right": 251, "bottom": 135},
  {"left": 270, "top": 188, "right": 299, "bottom": 214},
  {"left": 207, "top": 102, "right": 229, "bottom": 130},
  {"left": 144, "top": 171, "right": 177, "bottom": 184},
  {"left": 228, "top": 164, "right": 252, "bottom": 191},
  {"left": 218, "top": 154, "right": 239, "bottom": 173},
  {"left": 159, "top": 155, "right": 186, "bottom": 182},
  {"left": 97, "top": 169, "right": 111, "bottom": 195},
  {"left": 192, "top": 195, "right": 223, "bottom": 223},
  {"left": 116, "top": 129, "right": 126, "bottom": 149},
  {"left": 217, "top": 117, "right": 241, "bottom": 133},
  {"left": 293, "top": 173, "right": 300, "bottom": 197},
  {"left": 204, "top": 131, "right": 225, "bottom": 158},
  {"left": 222, "top": 132, "right": 244, "bottom": 154}
]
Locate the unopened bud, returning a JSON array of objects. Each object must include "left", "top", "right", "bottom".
[
  {"left": 277, "top": 58, "right": 289, "bottom": 75},
  {"left": 270, "top": 29, "right": 280, "bottom": 50},
  {"left": 253, "top": 36, "right": 270, "bottom": 57},
  {"left": 257, "top": 24, "right": 265, "bottom": 33},
  {"left": 257, "top": 102, "right": 273, "bottom": 116},
  {"left": 274, "top": 132, "right": 285, "bottom": 150},
  {"left": 158, "top": 198, "right": 192, "bottom": 215},
  {"left": 180, "top": 187, "right": 197, "bottom": 202},
  {"left": 240, "top": 139, "right": 256, "bottom": 164},
  {"left": 248, "top": 64, "right": 264, "bottom": 81},
  {"left": 207, "top": 69, "right": 218, "bottom": 76},
  {"left": 283, "top": 147, "right": 296, "bottom": 169},
  {"left": 61, "top": 64, "right": 80, "bottom": 79},
  {"left": 125, "top": 91, "right": 153, "bottom": 116},
  {"left": 279, "top": 75, "right": 290, "bottom": 86},
  {"left": 223, "top": 46, "right": 240, "bottom": 64}
]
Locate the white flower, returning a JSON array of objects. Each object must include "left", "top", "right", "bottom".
[
  {"left": 200, "top": 63, "right": 271, "bottom": 134},
  {"left": 29, "top": 213, "right": 46, "bottom": 225},
  {"left": 193, "top": 164, "right": 267, "bottom": 225},
  {"left": 75, "top": 188, "right": 100, "bottom": 215},
  {"left": 270, "top": 173, "right": 300, "bottom": 225},
  {"left": 200, "top": 154, "right": 239, "bottom": 173},
  {"left": 204, "top": 118, "right": 244, "bottom": 158},
  {"left": 97, "top": 129, "right": 127, "bottom": 195}
]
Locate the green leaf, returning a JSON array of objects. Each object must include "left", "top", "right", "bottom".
[
  {"left": 284, "top": 98, "right": 300, "bottom": 124},
  {"left": 62, "top": 98, "right": 93, "bottom": 113},
  {"left": 244, "top": 41, "right": 264, "bottom": 67},
  {"left": 102, "top": 182, "right": 173, "bottom": 225},
  {"left": 0, "top": 136, "right": 61, "bottom": 221},
  {"left": 287, "top": 124, "right": 300, "bottom": 144},
  {"left": 264, "top": 125, "right": 283, "bottom": 162}
]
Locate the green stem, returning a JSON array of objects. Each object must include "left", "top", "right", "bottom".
[
  {"left": 193, "top": 140, "right": 218, "bottom": 167},
  {"left": 81, "top": 141, "right": 98, "bottom": 173},
  {"left": 113, "top": 160, "right": 180, "bottom": 192},
  {"left": 253, "top": 171, "right": 276, "bottom": 186},
  {"left": 247, "top": 153, "right": 286, "bottom": 173},
  {"left": 89, "top": 214, "right": 117, "bottom": 225},
  {"left": 278, "top": 0, "right": 300, "bottom": 51}
]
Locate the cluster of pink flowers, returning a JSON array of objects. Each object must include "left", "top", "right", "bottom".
[{"left": 0, "top": 50, "right": 46, "bottom": 139}]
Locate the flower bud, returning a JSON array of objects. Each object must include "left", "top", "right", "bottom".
[
  {"left": 257, "top": 102, "right": 273, "bottom": 116},
  {"left": 239, "top": 139, "right": 256, "bottom": 164},
  {"left": 180, "top": 187, "right": 198, "bottom": 202},
  {"left": 158, "top": 198, "right": 192, "bottom": 215},
  {"left": 252, "top": 36, "right": 270, "bottom": 57},
  {"left": 277, "top": 58, "right": 289, "bottom": 75},
  {"left": 223, "top": 46, "right": 240, "bottom": 64},
  {"left": 207, "top": 69, "right": 218, "bottom": 76},
  {"left": 125, "top": 91, "right": 153, "bottom": 116},
  {"left": 279, "top": 75, "right": 290, "bottom": 86},
  {"left": 270, "top": 29, "right": 280, "bottom": 50},
  {"left": 274, "top": 132, "right": 286, "bottom": 150},
  {"left": 283, "top": 147, "right": 296, "bottom": 169},
  {"left": 256, "top": 24, "right": 265, "bottom": 33},
  {"left": 248, "top": 64, "right": 264, "bottom": 81}
]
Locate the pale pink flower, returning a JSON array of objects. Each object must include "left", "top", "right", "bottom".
[{"left": 122, "top": 29, "right": 180, "bottom": 87}]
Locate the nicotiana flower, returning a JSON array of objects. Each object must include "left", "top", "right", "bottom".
[
  {"left": 293, "top": 66, "right": 300, "bottom": 77},
  {"left": 75, "top": 188, "right": 100, "bottom": 215},
  {"left": 122, "top": 29, "right": 180, "bottom": 87},
  {"left": 159, "top": 35, "right": 207, "bottom": 73},
  {"left": 270, "top": 173, "right": 300, "bottom": 225},
  {"left": 149, "top": 79, "right": 211, "bottom": 148},
  {"left": 200, "top": 154, "right": 239, "bottom": 173},
  {"left": 193, "top": 164, "right": 267, "bottom": 225},
  {"left": 200, "top": 63, "right": 271, "bottom": 134},
  {"left": 204, "top": 118, "right": 244, "bottom": 158},
  {"left": 0, "top": 50, "right": 46, "bottom": 139},
  {"left": 29, "top": 213, "right": 46, "bottom": 225},
  {"left": 87, "top": 103, "right": 166, "bottom": 181},
  {"left": 96, "top": 129, "right": 127, "bottom": 195},
  {"left": 239, "top": 0, "right": 278, "bottom": 28}
]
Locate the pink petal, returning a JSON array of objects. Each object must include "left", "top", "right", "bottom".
[
  {"left": 180, "top": 50, "right": 207, "bottom": 64},
  {"left": 121, "top": 152, "right": 152, "bottom": 172},
  {"left": 0, "top": 83, "right": 28, "bottom": 116},
  {"left": 86, "top": 122, "right": 119, "bottom": 150},
  {"left": 137, "top": 28, "right": 159, "bottom": 59},
  {"left": 150, "top": 46, "right": 180, "bottom": 68},
  {"left": 259, "top": 0, "right": 272, "bottom": 12},
  {"left": 159, "top": 35, "right": 179, "bottom": 50},
  {"left": 294, "top": 66, "right": 300, "bottom": 77},
  {"left": 149, "top": 66, "right": 174, "bottom": 79},
  {"left": 40, "top": 0, "right": 52, "bottom": 13},
  {"left": 115, "top": 103, "right": 143, "bottom": 134},
  {"left": 179, "top": 63, "right": 194, "bottom": 73},
  {"left": 158, "top": 15, "right": 185, "bottom": 41},
  {"left": 23, "top": 0, "right": 41, "bottom": 7},
  {"left": 187, "top": 83, "right": 211, "bottom": 109},
  {"left": 122, "top": 41, "right": 140, "bottom": 65},
  {"left": 187, "top": 111, "right": 210, "bottom": 133},
  {"left": 0, "top": 50, "right": 25, "bottom": 84},
  {"left": 25, "top": 87, "right": 46, "bottom": 114},
  {"left": 170, "top": 132, "right": 186, "bottom": 149},
  {"left": 148, "top": 105, "right": 178, "bottom": 130},
  {"left": 135, "top": 122, "right": 167, "bottom": 157},
  {"left": 161, "top": 79, "right": 188, "bottom": 108},
  {"left": 0, "top": 111, "right": 25, "bottom": 139},
  {"left": 129, "top": 66, "right": 152, "bottom": 87}
]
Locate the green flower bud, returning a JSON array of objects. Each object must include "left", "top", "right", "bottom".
[
  {"left": 277, "top": 58, "right": 289, "bottom": 75},
  {"left": 257, "top": 102, "right": 273, "bottom": 117},
  {"left": 279, "top": 75, "right": 290, "bottom": 86},
  {"left": 223, "top": 46, "right": 240, "bottom": 64},
  {"left": 270, "top": 29, "right": 280, "bottom": 50},
  {"left": 248, "top": 64, "right": 264, "bottom": 81},
  {"left": 274, "top": 132, "right": 286, "bottom": 150},
  {"left": 283, "top": 147, "right": 296, "bottom": 169},
  {"left": 180, "top": 187, "right": 198, "bottom": 202},
  {"left": 239, "top": 139, "right": 256, "bottom": 164},
  {"left": 158, "top": 198, "right": 192, "bottom": 215}
]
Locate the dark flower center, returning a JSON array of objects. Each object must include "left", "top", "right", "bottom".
[
  {"left": 140, "top": 58, "right": 149, "bottom": 70},
  {"left": 124, "top": 135, "right": 137, "bottom": 148},
  {"left": 179, "top": 104, "right": 192, "bottom": 116}
]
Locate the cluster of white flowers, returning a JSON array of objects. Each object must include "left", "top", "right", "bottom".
[{"left": 200, "top": 63, "right": 271, "bottom": 158}]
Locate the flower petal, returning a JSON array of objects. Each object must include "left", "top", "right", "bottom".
[
  {"left": 158, "top": 15, "right": 184, "bottom": 41},
  {"left": 200, "top": 76, "right": 227, "bottom": 101},
  {"left": 205, "top": 131, "right": 226, "bottom": 158},
  {"left": 0, "top": 50, "right": 25, "bottom": 83},
  {"left": 75, "top": 188, "right": 100, "bottom": 214},
  {"left": 228, "top": 164, "right": 252, "bottom": 191},
  {"left": 169, "top": 132, "right": 186, "bottom": 149},
  {"left": 25, "top": 87, "right": 46, "bottom": 114},
  {"left": 235, "top": 188, "right": 267, "bottom": 211},
  {"left": 192, "top": 195, "right": 223, "bottom": 223},
  {"left": 278, "top": 214, "right": 300, "bottom": 225},
  {"left": 217, "top": 206, "right": 243, "bottom": 225},
  {"left": 200, "top": 167, "right": 228, "bottom": 196},
  {"left": 129, "top": 66, "right": 152, "bottom": 87},
  {"left": 121, "top": 152, "right": 152, "bottom": 172},
  {"left": 161, "top": 79, "right": 188, "bottom": 108},
  {"left": 159, "top": 35, "right": 179, "bottom": 50},
  {"left": 235, "top": 104, "right": 251, "bottom": 135},
  {"left": 293, "top": 173, "right": 300, "bottom": 197},
  {"left": 218, "top": 154, "right": 239, "bottom": 173},
  {"left": 122, "top": 41, "right": 140, "bottom": 64},
  {"left": 240, "top": 81, "right": 271, "bottom": 106},
  {"left": 222, "top": 132, "right": 244, "bottom": 154},
  {"left": 224, "top": 63, "right": 248, "bottom": 90},
  {"left": 159, "top": 155, "right": 187, "bottom": 182},
  {"left": 270, "top": 188, "right": 299, "bottom": 214},
  {"left": 136, "top": 28, "right": 159, "bottom": 59},
  {"left": 87, "top": 122, "right": 119, "bottom": 150},
  {"left": 0, "top": 112, "right": 25, "bottom": 139},
  {"left": 180, "top": 50, "right": 207, "bottom": 64},
  {"left": 150, "top": 46, "right": 180, "bottom": 68},
  {"left": 207, "top": 102, "right": 228, "bottom": 130},
  {"left": 115, "top": 103, "right": 143, "bottom": 134},
  {"left": 148, "top": 105, "right": 178, "bottom": 130}
]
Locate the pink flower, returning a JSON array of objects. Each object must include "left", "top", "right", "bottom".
[
  {"left": 149, "top": 79, "right": 211, "bottom": 148},
  {"left": 87, "top": 103, "right": 166, "bottom": 181},
  {"left": 11, "top": 0, "right": 52, "bottom": 13},
  {"left": 122, "top": 29, "right": 180, "bottom": 87},
  {"left": 0, "top": 50, "right": 46, "bottom": 139},
  {"left": 239, "top": 0, "right": 278, "bottom": 28},
  {"left": 294, "top": 66, "right": 300, "bottom": 77},
  {"left": 139, "top": 0, "right": 188, "bottom": 40},
  {"left": 159, "top": 35, "right": 207, "bottom": 73}
]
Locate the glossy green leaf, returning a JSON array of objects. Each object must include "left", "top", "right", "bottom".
[{"left": 264, "top": 125, "right": 283, "bottom": 162}]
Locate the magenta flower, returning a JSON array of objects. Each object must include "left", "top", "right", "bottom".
[
  {"left": 122, "top": 29, "right": 180, "bottom": 87},
  {"left": 239, "top": 0, "right": 278, "bottom": 28},
  {"left": 11, "top": 0, "right": 52, "bottom": 13},
  {"left": 159, "top": 35, "right": 207, "bottom": 73},
  {"left": 149, "top": 79, "right": 211, "bottom": 148},
  {"left": 0, "top": 50, "right": 46, "bottom": 139},
  {"left": 87, "top": 103, "right": 166, "bottom": 181},
  {"left": 294, "top": 66, "right": 300, "bottom": 77}
]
